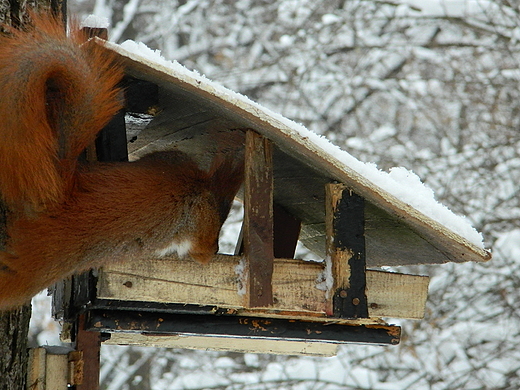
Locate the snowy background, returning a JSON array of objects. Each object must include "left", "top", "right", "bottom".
[{"left": 31, "top": 0, "right": 520, "bottom": 389}]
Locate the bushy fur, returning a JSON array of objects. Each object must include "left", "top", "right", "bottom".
[{"left": 0, "top": 13, "right": 244, "bottom": 309}]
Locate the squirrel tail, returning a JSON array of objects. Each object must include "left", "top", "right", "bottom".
[{"left": 0, "top": 12, "right": 123, "bottom": 212}]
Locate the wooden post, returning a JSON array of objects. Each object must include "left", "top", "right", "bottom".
[
  {"left": 80, "top": 24, "right": 128, "bottom": 164},
  {"left": 93, "top": 109, "right": 128, "bottom": 162},
  {"left": 273, "top": 204, "right": 301, "bottom": 259},
  {"left": 243, "top": 130, "right": 274, "bottom": 307},
  {"left": 74, "top": 314, "right": 101, "bottom": 390},
  {"left": 234, "top": 203, "right": 301, "bottom": 259},
  {"left": 81, "top": 26, "right": 108, "bottom": 40},
  {"left": 27, "top": 347, "right": 71, "bottom": 389},
  {"left": 325, "top": 183, "right": 368, "bottom": 318}
]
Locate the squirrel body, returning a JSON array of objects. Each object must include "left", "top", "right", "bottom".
[{"left": 0, "top": 14, "right": 243, "bottom": 309}]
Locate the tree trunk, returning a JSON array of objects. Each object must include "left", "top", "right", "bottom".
[
  {"left": 0, "top": 1, "right": 66, "bottom": 389},
  {"left": 0, "top": 201, "right": 31, "bottom": 389},
  {"left": 0, "top": 305, "right": 31, "bottom": 390}
]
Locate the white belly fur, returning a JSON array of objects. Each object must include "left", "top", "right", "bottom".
[{"left": 155, "top": 239, "right": 192, "bottom": 258}]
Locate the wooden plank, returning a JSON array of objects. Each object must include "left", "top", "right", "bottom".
[
  {"left": 272, "top": 150, "right": 458, "bottom": 267},
  {"left": 68, "top": 351, "right": 84, "bottom": 387},
  {"left": 83, "top": 28, "right": 127, "bottom": 165},
  {"left": 105, "top": 333, "right": 339, "bottom": 356},
  {"left": 27, "top": 347, "right": 70, "bottom": 390},
  {"left": 366, "top": 270, "right": 429, "bottom": 319},
  {"left": 27, "top": 348, "right": 46, "bottom": 390},
  {"left": 96, "top": 255, "right": 429, "bottom": 320},
  {"left": 364, "top": 203, "right": 451, "bottom": 266},
  {"left": 234, "top": 203, "right": 301, "bottom": 259},
  {"left": 98, "top": 255, "right": 244, "bottom": 308},
  {"left": 325, "top": 183, "right": 368, "bottom": 318},
  {"left": 94, "top": 109, "right": 128, "bottom": 162},
  {"left": 45, "top": 353, "right": 69, "bottom": 389},
  {"left": 123, "top": 77, "right": 159, "bottom": 114},
  {"left": 273, "top": 204, "right": 301, "bottom": 259},
  {"left": 82, "top": 26, "right": 108, "bottom": 40},
  {"left": 243, "top": 130, "right": 274, "bottom": 307},
  {"left": 86, "top": 309, "right": 401, "bottom": 345},
  {"left": 325, "top": 183, "right": 350, "bottom": 305}
]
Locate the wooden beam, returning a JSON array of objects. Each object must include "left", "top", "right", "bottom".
[
  {"left": 123, "top": 77, "right": 159, "bottom": 114},
  {"left": 273, "top": 204, "right": 301, "bottom": 259},
  {"left": 86, "top": 309, "right": 401, "bottom": 345},
  {"left": 27, "top": 348, "right": 46, "bottom": 390},
  {"left": 45, "top": 354, "right": 68, "bottom": 388},
  {"left": 94, "top": 109, "right": 128, "bottom": 162},
  {"left": 234, "top": 203, "right": 301, "bottom": 259},
  {"left": 82, "top": 26, "right": 108, "bottom": 40},
  {"left": 96, "top": 255, "right": 429, "bottom": 320},
  {"left": 27, "top": 347, "right": 72, "bottom": 389},
  {"left": 243, "top": 130, "right": 274, "bottom": 307},
  {"left": 105, "top": 333, "right": 339, "bottom": 356},
  {"left": 325, "top": 183, "right": 368, "bottom": 318},
  {"left": 74, "top": 314, "right": 100, "bottom": 390}
]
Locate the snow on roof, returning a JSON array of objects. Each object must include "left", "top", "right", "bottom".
[{"left": 109, "top": 39, "right": 485, "bottom": 250}]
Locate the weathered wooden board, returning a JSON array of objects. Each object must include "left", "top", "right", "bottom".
[
  {"left": 75, "top": 314, "right": 101, "bottom": 390},
  {"left": 243, "top": 130, "right": 274, "bottom": 307},
  {"left": 27, "top": 347, "right": 71, "bottom": 390},
  {"left": 365, "top": 270, "right": 429, "bottom": 319},
  {"left": 272, "top": 149, "right": 464, "bottom": 266},
  {"left": 46, "top": 353, "right": 70, "bottom": 388},
  {"left": 27, "top": 348, "right": 47, "bottom": 390},
  {"left": 97, "top": 254, "right": 429, "bottom": 320},
  {"left": 105, "top": 333, "right": 340, "bottom": 356},
  {"left": 88, "top": 309, "right": 400, "bottom": 348},
  {"left": 325, "top": 183, "right": 369, "bottom": 318}
]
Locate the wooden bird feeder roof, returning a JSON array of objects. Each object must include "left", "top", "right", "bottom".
[{"left": 104, "top": 40, "right": 490, "bottom": 267}]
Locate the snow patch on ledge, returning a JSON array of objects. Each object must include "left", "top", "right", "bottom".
[
  {"left": 117, "top": 40, "right": 484, "bottom": 249},
  {"left": 81, "top": 14, "right": 110, "bottom": 29}
]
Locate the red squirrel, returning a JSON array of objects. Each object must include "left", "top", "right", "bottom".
[{"left": 0, "top": 13, "right": 244, "bottom": 309}]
